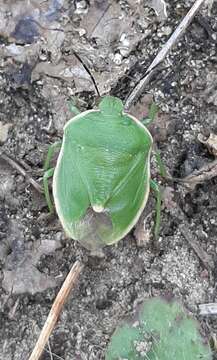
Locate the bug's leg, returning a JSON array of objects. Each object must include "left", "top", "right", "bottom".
[
  {"left": 140, "top": 102, "right": 158, "bottom": 127},
  {"left": 44, "top": 141, "right": 62, "bottom": 171},
  {"left": 68, "top": 99, "right": 81, "bottom": 116},
  {"left": 150, "top": 179, "right": 162, "bottom": 240},
  {"left": 43, "top": 167, "right": 55, "bottom": 213},
  {"left": 153, "top": 148, "right": 167, "bottom": 178}
]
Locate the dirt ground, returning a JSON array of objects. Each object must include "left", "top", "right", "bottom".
[{"left": 0, "top": 0, "right": 217, "bottom": 359}]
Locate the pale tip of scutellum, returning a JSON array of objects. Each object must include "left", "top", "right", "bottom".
[{"left": 92, "top": 204, "right": 104, "bottom": 213}]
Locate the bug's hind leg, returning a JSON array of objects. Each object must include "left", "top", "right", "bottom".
[
  {"left": 68, "top": 99, "right": 81, "bottom": 116},
  {"left": 150, "top": 179, "right": 162, "bottom": 240},
  {"left": 44, "top": 141, "right": 62, "bottom": 171},
  {"left": 43, "top": 167, "right": 55, "bottom": 213}
]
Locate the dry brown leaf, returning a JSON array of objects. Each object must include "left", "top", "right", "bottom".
[
  {"left": 206, "top": 0, "right": 215, "bottom": 14},
  {"left": 31, "top": 57, "right": 95, "bottom": 91},
  {"left": 203, "top": 73, "right": 217, "bottom": 106},
  {"left": 148, "top": 0, "right": 168, "bottom": 21},
  {"left": 0, "top": 0, "right": 151, "bottom": 96},
  {"left": 0, "top": 122, "right": 12, "bottom": 143},
  {"left": 2, "top": 220, "right": 62, "bottom": 295},
  {"left": 134, "top": 213, "right": 152, "bottom": 247},
  {"left": 3, "top": 265, "right": 56, "bottom": 295},
  {"left": 198, "top": 132, "right": 217, "bottom": 157},
  {"left": 128, "top": 94, "right": 153, "bottom": 120},
  {"left": 182, "top": 159, "right": 217, "bottom": 191},
  {"left": 179, "top": 224, "right": 214, "bottom": 270},
  {"left": 162, "top": 187, "right": 176, "bottom": 211},
  {"left": 79, "top": 0, "right": 148, "bottom": 59}
]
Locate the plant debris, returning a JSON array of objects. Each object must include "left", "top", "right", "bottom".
[
  {"left": 0, "top": 122, "right": 12, "bottom": 143},
  {"left": 2, "top": 221, "right": 62, "bottom": 295},
  {"left": 182, "top": 159, "right": 217, "bottom": 191},
  {"left": 0, "top": 0, "right": 217, "bottom": 358},
  {"left": 198, "top": 132, "right": 217, "bottom": 157},
  {"left": 148, "top": 0, "right": 168, "bottom": 21}
]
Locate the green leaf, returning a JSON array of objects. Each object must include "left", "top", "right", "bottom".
[{"left": 105, "top": 298, "right": 212, "bottom": 360}]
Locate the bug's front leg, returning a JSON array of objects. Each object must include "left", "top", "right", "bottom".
[
  {"left": 150, "top": 179, "right": 162, "bottom": 240},
  {"left": 44, "top": 141, "right": 62, "bottom": 171},
  {"left": 140, "top": 102, "right": 158, "bottom": 127},
  {"left": 43, "top": 167, "right": 55, "bottom": 213},
  {"left": 43, "top": 141, "right": 62, "bottom": 212},
  {"left": 68, "top": 99, "right": 81, "bottom": 116}
]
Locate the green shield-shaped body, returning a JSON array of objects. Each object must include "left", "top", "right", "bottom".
[{"left": 53, "top": 97, "right": 153, "bottom": 250}]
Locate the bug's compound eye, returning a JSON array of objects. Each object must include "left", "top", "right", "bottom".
[{"left": 99, "top": 96, "right": 124, "bottom": 114}]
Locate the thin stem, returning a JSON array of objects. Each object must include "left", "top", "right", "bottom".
[
  {"left": 125, "top": 0, "right": 206, "bottom": 110},
  {"left": 28, "top": 261, "right": 84, "bottom": 360},
  {"left": 0, "top": 152, "right": 43, "bottom": 193}
]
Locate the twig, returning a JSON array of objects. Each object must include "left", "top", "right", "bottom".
[
  {"left": 47, "top": 341, "right": 54, "bottom": 360},
  {"left": 181, "top": 159, "right": 217, "bottom": 190},
  {"left": 179, "top": 224, "right": 214, "bottom": 270},
  {"left": 125, "top": 0, "right": 206, "bottom": 110},
  {"left": 199, "top": 303, "right": 217, "bottom": 316},
  {"left": 28, "top": 260, "right": 84, "bottom": 360},
  {"left": 45, "top": 349, "right": 64, "bottom": 360},
  {"left": 161, "top": 159, "right": 217, "bottom": 189},
  {"left": 0, "top": 152, "right": 43, "bottom": 194},
  {"left": 164, "top": 197, "right": 214, "bottom": 270}
]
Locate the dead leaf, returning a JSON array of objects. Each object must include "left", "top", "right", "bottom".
[
  {"left": 179, "top": 224, "right": 214, "bottom": 270},
  {"left": 3, "top": 265, "right": 56, "bottom": 295},
  {"left": 31, "top": 56, "right": 95, "bottom": 91},
  {"left": 182, "top": 159, "right": 217, "bottom": 191},
  {"left": 198, "top": 132, "right": 217, "bottom": 157},
  {"left": 148, "top": 0, "right": 168, "bottom": 21},
  {"left": 0, "top": 122, "right": 12, "bottom": 143},
  {"left": 79, "top": 0, "right": 149, "bottom": 59},
  {"left": 0, "top": 0, "right": 151, "bottom": 97},
  {"left": 149, "top": 112, "right": 170, "bottom": 142},
  {"left": 134, "top": 213, "right": 152, "bottom": 247},
  {"left": 0, "top": 0, "right": 65, "bottom": 64},
  {"left": 162, "top": 187, "right": 176, "bottom": 211},
  {"left": 0, "top": 43, "right": 41, "bottom": 70},
  {"left": 128, "top": 94, "right": 153, "bottom": 120},
  {"left": 93, "top": 58, "right": 136, "bottom": 94},
  {"left": 206, "top": 0, "right": 215, "bottom": 15},
  {"left": 203, "top": 72, "right": 217, "bottom": 106},
  {"left": 199, "top": 303, "right": 217, "bottom": 316},
  {"left": 2, "top": 220, "right": 62, "bottom": 294}
]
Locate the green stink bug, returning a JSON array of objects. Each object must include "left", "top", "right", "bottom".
[{"left": 43, "top": 96, "right": 161, "bottom": 251}]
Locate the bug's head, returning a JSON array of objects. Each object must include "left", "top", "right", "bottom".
[{"left": 99, "top": 96, "right": 124, "bottom": 115}]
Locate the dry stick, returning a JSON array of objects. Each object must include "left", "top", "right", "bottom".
[
  {"left": 199, "top": 303, "right": 217, "bottom": 316},
  {"left": 0, "top": 152, "right": 43, "bottom": 194},
  {"left": 47, "top": 341, "right": 54, "bottom": 360},
  {"left": 179, "top": 224, "right": 214, "bottom": 271},
  {"left": 125, "top": 0, "right": 206, "bottom": 110},
  {"left": 29, "top": 260, "right": 84, "bottom": 360}
]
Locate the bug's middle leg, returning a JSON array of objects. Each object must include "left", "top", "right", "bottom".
[
  {"left": 153, "top": 148, "right": 167, "bottom": 178},
  {"left": 150, "top": 179, "right": 162, "bottom": 240}
]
